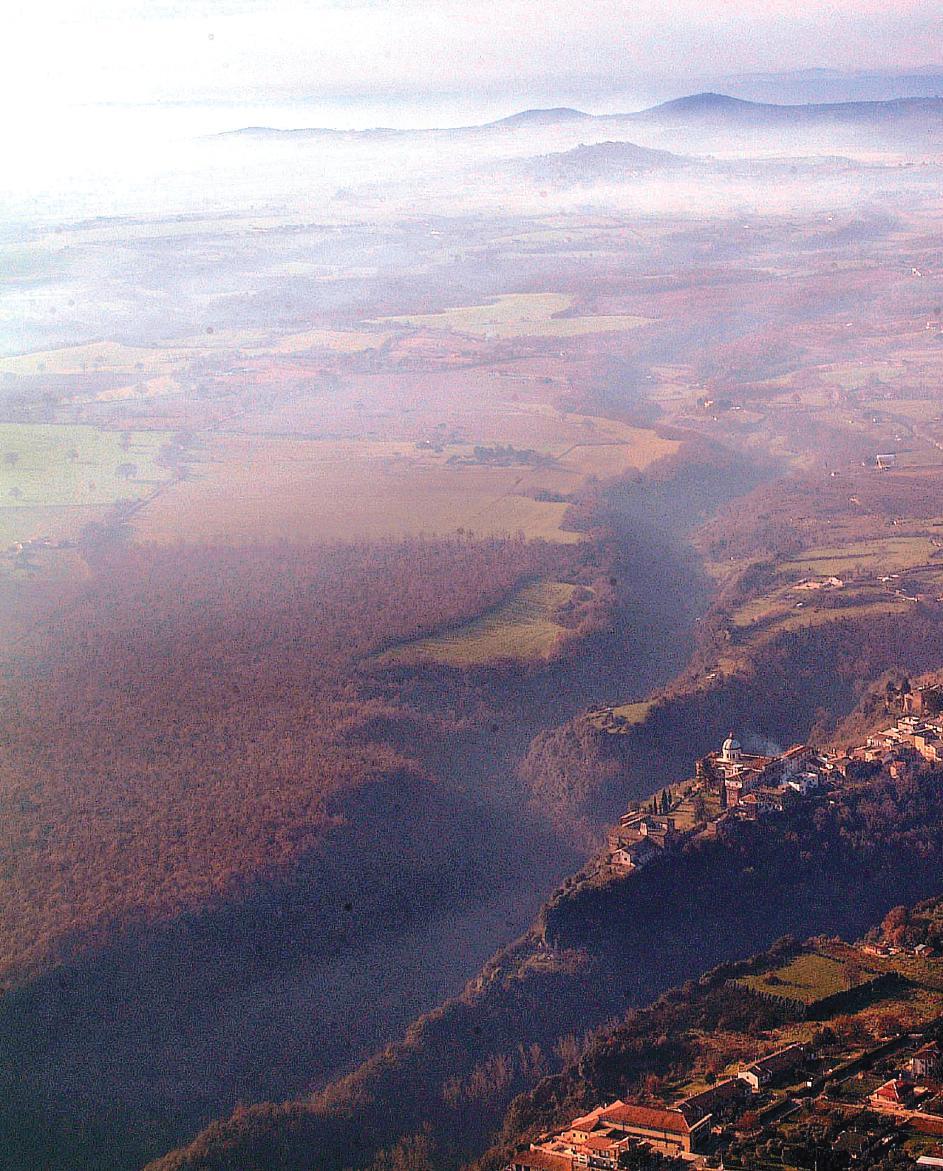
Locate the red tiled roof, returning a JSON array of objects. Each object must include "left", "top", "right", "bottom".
[
  {"left": 599, "top": 1103, "right": 692, "bottom": 1135},
  {"left": 581, "top": 1135, "right": 626, "bottom": 1151},
  {"left": 511, "top": 1150, "right": 575, "bottom": 1171},
  {"left": 782, "top": 744, "right": 810, "bottom": 757},
  {"left": 568, "top": 1110, "right": 605, "bottom": 1131},
  {"left": 873, "top": 1078, "right": 907, "bottom": 1103}
]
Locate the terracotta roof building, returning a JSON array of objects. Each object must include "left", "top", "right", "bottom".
[
  {"left": 508, "top": 1149, "right": 575, "bottom": 1171},
  {"left": 564, "top": 1100, "right": 710, "bottom": 1156}
]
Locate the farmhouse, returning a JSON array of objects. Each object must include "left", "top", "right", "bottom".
[
  {"left": 608, "top": 834, "right": 660, "bottom": 872},
  {"left": 608, "top": 815, "right": 678, "bottom": 871},
  {"left": 546, "top": 1099, "right": 711, "bottom": 1158},
  {"left": 793, "top": 576, "right": 844, "bottom": 592},
  {"left": 677, "top": 1077, "right": 749, "bottom": 1119},
  {"left": 869, "top": 1077, "right": 916, "bottom": 1110},
  {"left": 738, "top": 1043, "right": 807, "bottom": 1092},
  {"left": 621, "top": 813, "right": 678, "bottom": 847}
]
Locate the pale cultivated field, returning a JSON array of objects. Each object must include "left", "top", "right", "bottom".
[
  {"left": 0, "top": 342, "right": 187, "bottom": 378},
  {"left": 230, "top": 363, "right": 678, "bottom": 466},
  {"left": 380, "top": 581, "right": 578, "bottom": 666},
  {"left": 0, "top": 504, "right": 113, "bottom": 554},
  {"left": 131, "top": 436, "right": 582, "bottom": 544},
  {"left": 820, "top": 362, "right": 905, "bottom": 391},
  {"left": 0, "top": 325, "right": 391, "bottom": 384},
  {"left": 86, "top": 376, "right": 184, "bottom": 404},
  {"left": 131, "top": 418, "right": 677, "bottom": 547},
  {"left": 861, "top": 398, "right": 943, "bottom": 423},
  {"left": 379, "top": 293, "right": 651, "bottom": 338},
  {"left": 252, "top": 328, "right": 391, "bottom": 355}
]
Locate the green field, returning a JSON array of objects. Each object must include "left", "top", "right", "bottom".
[
  {"left": 380, "top": 580, "right": 579, "bottom": 667},
  {"left": 821, "top": 362, "right": 905, "bottom": 391},
  {"left": 0, "top": 325, "right": 390, "bottom": 389},
  {"left": 862, "top": 398, "right": 942, "bottom": 423},
  {"left": 0, "top": 341, "right": 186, "bottom": 378},
  {"left": 587, "top": 700, "right": 655, "bottom": 733},
  {"left": 380, "top": 293, "right": 650, "bottom": 339},
  {"left": 780, "top": 536, "right": 937, "bottom": 578},
  {"left": 0, "top": 424, "right": 173, "bottom": 548},
  {"left": 611, "top": 700, "right": 654, "bottom": 725},
  {"left": 725, "top": 531, "right": 942, "bottom": 644},
  {"left": 737, "top": 952, "right": 877, "bottom": 1007},
  {"left": 731, "top": 593, "right": 794, "bottom": 629},
  {"left": 731, "top": 585, "right": 910, "bottom": 631}
]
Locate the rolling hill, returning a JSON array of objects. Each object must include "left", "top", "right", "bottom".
[
  {"left": 522, "top": 140, "right": 687, "bottom": 187},
  {"left": 223, "top": 94, "right": 943, "bottom": 144}
]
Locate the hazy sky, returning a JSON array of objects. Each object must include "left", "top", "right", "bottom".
[{"left": 8, "top": 0, "right": 943, "bottom": 119}]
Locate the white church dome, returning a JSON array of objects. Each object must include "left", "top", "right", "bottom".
[{"left": 721, "top": 734, "right": 742, "bottom": 760}]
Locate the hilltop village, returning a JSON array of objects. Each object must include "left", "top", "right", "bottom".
[
  {"left": 499, "top": 688, "right": 943, "bottom": 1171},
  {"left": 606, "top": 736, "right": 827, "bottom": 875},
  {"left": 603, "top": 682, "right": 943, "bottom": 878}
]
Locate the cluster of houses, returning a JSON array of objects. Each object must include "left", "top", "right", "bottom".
[
  {"left": 6, "top": 534, "right": 73, "bottom": 559},
  {"left": 833, "top": 709, "right": 943, "bottom": 781},
  {"left": 508, "top": 1100, "right": 712, "bottom": 1169},
  {"left": 608, "top": 811, "right": 679, "bottom": 872},
  {"left": 792, "top": 575, "right": 844, "bottom": 593},
  {"left": 867, "top": 1042, "right": 943, "bottom": 1131},
  {"left": 505, "top": 1021, "right": 943, "bottom": 1169},
  {"left": 607, "top": 689, "right": 943, "bottom": 876},
  {"left": 506, "top": 1046, "right": 808, "bottom": 1169},
  {"left": 607, "top": 734, "right": 834, "bottom": 873},
  {"left": 526, "top": 697, "right": 943, "bottom": 1167},
  {"left": 701, "top": 735, "right": 828, "bottom": 810}
]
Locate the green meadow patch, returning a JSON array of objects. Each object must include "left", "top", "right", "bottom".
[
  {"left": 0, "top": 423, "right": 173, "bottom": 548},
  {"left": 380, "top": 580, "right": 579, "bottom": 667}
]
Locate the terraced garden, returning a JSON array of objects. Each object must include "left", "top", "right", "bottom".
[{"left": 737, "top": 952, "right": 881, "bottom": 1011}]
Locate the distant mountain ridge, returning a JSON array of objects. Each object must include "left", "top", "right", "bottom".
[
  {"left": 221, "top": 93, "right": 943, "bottom": 139},
  {"left": 711, "top": 66, "right": 943, "bottom": 105},
  {"left": 630, "top": 91, "right": 943, "bottom": 126},
  {"left": 490, "top": 107, "right": 593, "bottom": 127}
]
